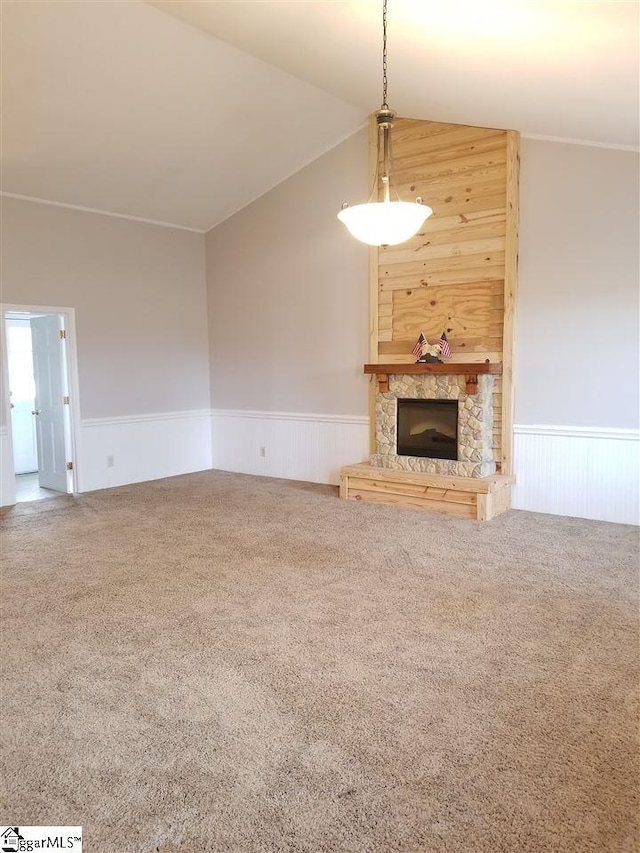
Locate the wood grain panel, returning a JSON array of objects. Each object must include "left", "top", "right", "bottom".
[
  {"left": 390, "top": 281, "right": 504, "bottom": 351},
  {"left": 390, "top": 119, "right": 485, "bottom": 146},
  {"left": 340, "top": 462, "right": 515, "bottom": 492},
  {"left": 394, "top": 125, "right": 506, "bottom": 158},
  {"left": 374, "top": 350, "right": 503, "bottom": 364},
  {"left": 369, "top": 116, "right": 380, "bottom": 452},
  {"left": 392, "top": 136, "right": 508, "bottom": 173},
  {"left": 378, "top": 289, "right": 393, "bottom": 342},
  {"left": 395, "top": 180, "right": 508, "bottom": 217},
  {"left": 380, "top": 237, "right": 505, "bottom": 268},
  {"left": 382, "top": 252, "right": 506, "bottom": 281},
  {"left": 493, "top": 375, "right": 503, "bottom": 469},
  {"left": 340, "top": 463, "right": 514, "bottom": 519},
  {"left": 348, "top": 476, "right": 477, "bottom": 505},
  {"left": 392, "top": 223, "right": 506, "bottom": 256},
  {"left": 414, "top": 208, "right": 506, "bottom": 235},
  {"left": 368, "top": 116, "right": 518, "bottom": 474},
  {"left": 395, "top": 162, "right": 507, "bottom": 195},
  {"left": 501, "top": 131, "right": 520, "bottom": 475},
  {"left": 348, "top": 488, "right": 477, "bottom": 518},
  {"left": 381, "top": 264, "right": 505, "bottom": 287},
  {"left": 392, "top": 147, "right": 507, "bottom": 183},
  {"left": 423, "top": 193, "right": 511, "bottom": 224}
]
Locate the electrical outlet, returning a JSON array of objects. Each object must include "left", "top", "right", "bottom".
[
  {"left": 259, "top": 446, "right": 266, "bottom": 458},
  {"left": 107, "top": 455, "right": 114, "bottom": 468}
]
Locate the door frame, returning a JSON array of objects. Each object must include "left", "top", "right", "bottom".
[{"left": 1, "top": 303, "right": 82, "bottom": 505}]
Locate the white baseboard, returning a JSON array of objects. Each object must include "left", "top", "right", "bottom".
[
  {"left": 211, "top": 409, "right": 370, "bottom": 486},
  {"left": 78, "top": 409, "right": 213, "bottom": 492},
  {"left": 512, "top": 424, "right": 639, "bottom": 525}
]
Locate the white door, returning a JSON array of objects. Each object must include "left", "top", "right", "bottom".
[
  {"left": 30, "top": 315, "right": 69, "bottom": 492},
  {"left": 6, "top": 319, "right": 38, "bottom": 473}
]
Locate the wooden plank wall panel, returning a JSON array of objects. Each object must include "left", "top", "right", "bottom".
[
  {"left": 371, "top": 117, "right": 519, "bottom": 471},
  {"left": 381, "top": 281, "right": 504, "bottom": 357},
  {"left": 492, "top": 382, "right": 503, "bottom": 451},
  {"left": 501, "top": 132, "right": 520, "bottom": 475},
  {"left": 369, "top": 117, "right": 381, "bottom": 452}
]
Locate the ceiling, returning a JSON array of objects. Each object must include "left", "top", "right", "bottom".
[
  {"left": 1, "top": 0, "right": 366, "bottom": 232},
  {"left": 2, "top": 0, "right": 638, "bottom": 233}
]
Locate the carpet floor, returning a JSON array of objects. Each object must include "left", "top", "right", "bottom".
[{"left": 1, "top": 470, "right": 638, "bottom": 853}]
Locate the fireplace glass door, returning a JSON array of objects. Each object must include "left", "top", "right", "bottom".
[{"left": 396, "top": 399, "right": 458, "bottom": 460}]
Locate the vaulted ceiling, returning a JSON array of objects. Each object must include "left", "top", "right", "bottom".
[{"left": 2, "top": 0, "right": 638, "bottom": 232}]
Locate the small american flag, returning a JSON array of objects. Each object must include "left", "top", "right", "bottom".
[
  {"left": 412, "top": 333, "right": 427, "bottom": 360},
  {"left": 439, "top": 332, "right": 451, "bottom": 358}
]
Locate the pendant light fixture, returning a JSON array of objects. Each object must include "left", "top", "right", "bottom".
[{"left": 337, "top": 0, "right": 432, "bottom": 247}]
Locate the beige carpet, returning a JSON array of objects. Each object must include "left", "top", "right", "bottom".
[{"left": 1, "top": 470, "right": 638, "bottom": 853}]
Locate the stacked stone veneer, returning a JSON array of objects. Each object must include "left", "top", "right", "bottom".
[{"left": 371, "top": 373, "right": 496, "bottom": 478}]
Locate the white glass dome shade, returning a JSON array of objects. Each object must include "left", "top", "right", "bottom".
[{"left": 338, "top": 108, "right": 432, "bottom": 247}]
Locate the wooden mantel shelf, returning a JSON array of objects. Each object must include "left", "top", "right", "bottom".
[{"left": 364, "top": 362, "right": 503, "bottom": 394}]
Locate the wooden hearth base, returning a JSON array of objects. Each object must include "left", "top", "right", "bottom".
[{"left": 339, "top": 463, "right": 514, "bottom": 521}]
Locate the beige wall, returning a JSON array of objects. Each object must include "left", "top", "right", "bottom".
[
  {"left": 1, "top": 197, "right": 210, "bottom": 420},
  {"left": 516, "top": 139, "right": 639, "bottom": 428},
  {"left": 206, "top": 128, "right": 370, "bottom": 415}
]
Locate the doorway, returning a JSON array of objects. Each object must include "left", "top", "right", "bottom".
[{"left": 2, "top": 306, "right": 80, "bottom": 503}]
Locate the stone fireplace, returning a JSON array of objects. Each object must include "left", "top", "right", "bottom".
[
  {"left": 370, "top": 370, "right": 497, "bottom": 478},
  {"left": 341, "top": 362, "right": 511, "bottom": 520},
  {"left": 340, "top": 117, "right": 517, "bottom": 519}
]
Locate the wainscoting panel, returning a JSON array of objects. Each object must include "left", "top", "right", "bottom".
[
  {"left": 5, "top": 411, "right": 636, "bottom": 525},
  {"left": 211, "top": 410, "right": 370, "bottom": 486},
  {"left": 512, "top": 425, "right": 639, "bottom": 525},
  {"left": 79, "top": 410, "right": 213, "bottom": 493}
]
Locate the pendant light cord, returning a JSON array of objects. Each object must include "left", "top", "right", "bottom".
[
  {"left": 381, "top": 0, "right": 388, "bottom": 109},
  {"left": 337, "top": 0, "right": 432, "bottom": 243}
]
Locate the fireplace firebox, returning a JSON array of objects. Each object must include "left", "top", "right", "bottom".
[{"left": 396, "top": 399, "right": 458, "bottom": 460}]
